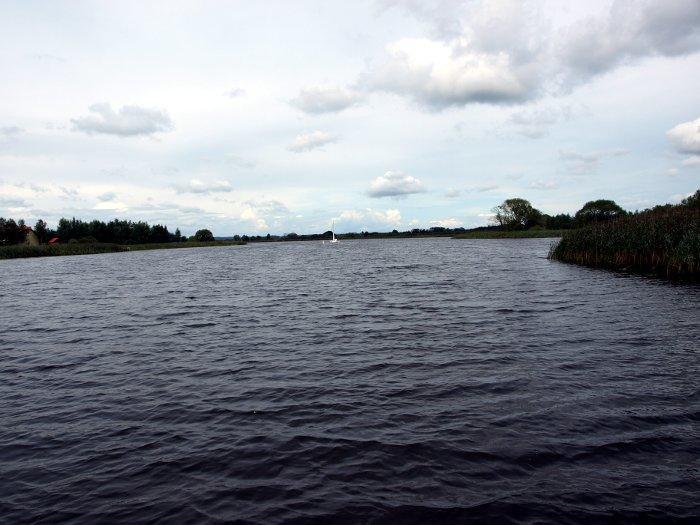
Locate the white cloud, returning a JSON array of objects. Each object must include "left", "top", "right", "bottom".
[
  {"left": 444, "top": 188, "right": 460, "bottom": 198},
  {"left": 559, "top": 149, "right": 628, "bottom": 174},
  {"left": 71, "top": 103, "right": 174, "bottom": 137},
  {"left": 366, "top": 37, "right": 536, "bottom": 109},
  {"left": 287, "top": 131, "right": 338, "bottom": 152},
  {"left": 290, "top": 86, "right": 361, "bottom": 114},
  {"left": 429, "top": 218, "right": 461, "bottom": 228},
  {"left": 370, "top": 1, "right": 700, "bottom": 108},
  {"left": 667, "top": 117, "right": 700, "bottom": 155},
  {"left": 173, "top": 179, "right": 233, "bottom": 194},
  {"left": 337, "top": 208, "right": 402, "bottom": 229},
  {"left": 681, "top": 156, "right": 700, "bottom": 167},
  {"left": 225, "top": 87, "right": 245, "bottom": 98},
  {"left": 367, "top": 170, "right": 426, "bottom": 198}
]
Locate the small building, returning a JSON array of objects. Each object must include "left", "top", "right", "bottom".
[
  {"left": 48, "top": 237, "right": 60, "bottom": 245},
  {"left": 21, "top": 226, "right": 39, "bottom": 246}
]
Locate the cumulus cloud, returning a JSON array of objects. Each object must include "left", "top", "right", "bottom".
[
  {"left": 238, "top": 199, "right": 292, "bottom": 231},
  {"left": 71, "top": 103, "right": 174, "bottom": 137},
  {"left": 337, "top": 208, "right": 402, "bottom": 229},
  {"left": 429, "top": 218, "right": 462, "bottom": 228},
  {"left": 290, "top": 86, "right": 361, "bottom": 114},
  {"left": 367, "top": 170, "right": 426, "bottom": 198},
  {"left": 559, "top": 149, "right": 628, "bottom": 174},
  {"left": 367, "top": 1, "right": 700, "bottom": 109},
  {"left": 667, "top": 117, "right": 700, "bottom": 155},
  {"left": 366, "top": 37, "right": 537, "bottom": 109},
  {"left": 173, "top": 179, "right": 234, "bottom": 194},
  {"left": 287, "top": 131, "right": 338, "bottom": 152}
]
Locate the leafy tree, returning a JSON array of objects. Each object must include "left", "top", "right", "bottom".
[
  {"left": 575, "top": 199, "right": 626, "bottom": 226},
  {"left": 194, "top": 229, "right": 214, "bottom": 242},
  {"left": 34, "top": 219, "right": 48, "bottom": 243},
  {"left": 681, "top": 189, "right": 699, "bottom": 209},
  {"left": 174, "top": 228, "right": 182, "bottom": 242},
  {"left": 0, "top": 218, "right": 25, "bottom": 245},
  {"left": 545, "top": 213, "right": 575, "bottom": 230},
  {"left": 492, "top": 198, "right": 542, "bottom": 230}
]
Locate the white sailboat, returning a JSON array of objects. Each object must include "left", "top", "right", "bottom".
[{"left": 330, "top": 220, "right": 339, "bottom": 243}]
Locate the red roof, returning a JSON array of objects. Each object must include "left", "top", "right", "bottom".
[{"left": 48, "top": 237, "right": 60, "bottom": 244}]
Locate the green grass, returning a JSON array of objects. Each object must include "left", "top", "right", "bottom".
[
  {"left": 0, "top": 240, "right": 246, "bottom": 260},
  {"left": 548, "top": 204, "right": 699, "bottom": 279},
  {"left": 453, "top": 229, "right": 567, "bottom": 239}
]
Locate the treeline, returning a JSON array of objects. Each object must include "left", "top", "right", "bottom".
[
  {"left": 55, "top": 217, "right": 186, "bottom": 244},
  {"left": 0, "top": 216, "right": 216, "bottom": 246},
  {"left": 492, "top": 198, "right": 628, "bottom": 231},
  {"left": 549, "top": 190, "right": 699, "bottom": 279}
]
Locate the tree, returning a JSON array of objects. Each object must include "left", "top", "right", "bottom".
[
  {"left": 492, "top": 198, "right": 542, "bottom": 230},
  {"left": 575, "top": 199, "right": 626, "bottom": 226},
  {"left": 545, "top": 213, "right": 575, "bottom": 230},
  {"left": 34, "top": 219, "right": 48, "bottom": 243},
  {"left": 193, "top": 229, "right": 214, "bottom": 242}
]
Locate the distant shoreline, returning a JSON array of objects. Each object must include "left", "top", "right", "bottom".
[
  {"left": 0, "top": 240, "right": 246, "bottom": 260},
  {"left": 453, "top": 229, "right": 566, "bottom": 239}
]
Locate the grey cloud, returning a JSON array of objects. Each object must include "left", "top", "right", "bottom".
[
  {"left": 366, "top": 1, "right": 700, "bottom": 109},
  {"left": 560, "top": 0, "right": 700, "bottom": 84},
  {"left": 509, "top": 106, "right": 572, "bottom": 139},
  {"left": 559, "top": 149, "right": 628, "bottom": 174},
  {"left": 97, "top": 192, "right": 117, "bottom": 201},
  {"left": 0, "top": 196, "right": 28, "bottom": 208},
  {"left": 367, "top": 171, "right": 426, "bottom": 198},
  {"left": 290, "top": 86, "right": 361, "bottom": 114},
  {"left": 71, "top": 103, "right": 174, "bottom": 137},
  {"left": 1, "top": 126, "right": 23, "bottom": 137}
]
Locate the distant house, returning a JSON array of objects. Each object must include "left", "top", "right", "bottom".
[
  {"left": 48, "top": 237, "right": 60, "bottom": 245},
  {"left": 20, "top": 226, "right": 39, "bottom": 246}
]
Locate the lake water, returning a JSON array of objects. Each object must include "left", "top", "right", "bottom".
[{"left": 1, "top": 238, "right": 698, "bottom": 524}]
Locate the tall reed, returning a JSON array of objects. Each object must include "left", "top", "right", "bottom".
[{"left": 549, "top": 199, "right": 699, "bottom": 279}]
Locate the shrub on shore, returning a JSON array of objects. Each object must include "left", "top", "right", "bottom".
[{"left": 549, "top": 191, "right": 699, "bottom": 278}]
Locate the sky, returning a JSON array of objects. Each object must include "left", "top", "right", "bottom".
[{"left": 1, "top": 0, "right": 699, "bottom": 235}]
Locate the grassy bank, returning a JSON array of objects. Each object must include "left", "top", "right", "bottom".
[
  {"left": 453, "top": 229, "right": 567, "bottom": 239},
  {"left": 0, "top": 240, "right": 246, "bottom": 260},
  {"left": 548, "top": 196, "right": 699, "bottom": 279}
]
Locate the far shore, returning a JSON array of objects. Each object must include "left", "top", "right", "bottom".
[{"left": 0, "top": 240, "right": 246, "bottom": 260}]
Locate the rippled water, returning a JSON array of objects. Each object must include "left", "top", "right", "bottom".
[{"left": 1, "top": 238, "right": 698, "bottom": 524}]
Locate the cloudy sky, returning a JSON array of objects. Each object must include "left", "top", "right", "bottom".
[{"left": 1, "top": 0, "right": 699, "bottom": 235}]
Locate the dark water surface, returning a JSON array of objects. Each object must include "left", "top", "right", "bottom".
[{"left": 1, "top": 238, "right": 698, "bottom": 524}]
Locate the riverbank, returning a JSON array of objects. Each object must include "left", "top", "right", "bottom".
[
  {"left": 453, "top": 229, "right": 567, "bottom": 239},
  {"left": 548, "top": 192, "right": 699, "bottom": 279},
  {"left": 0, "top": 240, "right": 246, "bottom": 260}
]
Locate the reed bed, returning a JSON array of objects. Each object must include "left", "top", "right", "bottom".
[{"left": 549, "top": 204, "right": 699, "bottom": 279}]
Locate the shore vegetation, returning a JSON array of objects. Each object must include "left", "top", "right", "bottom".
[{"left": 548, "top": 190, "right": 699, "bottom": 279}]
